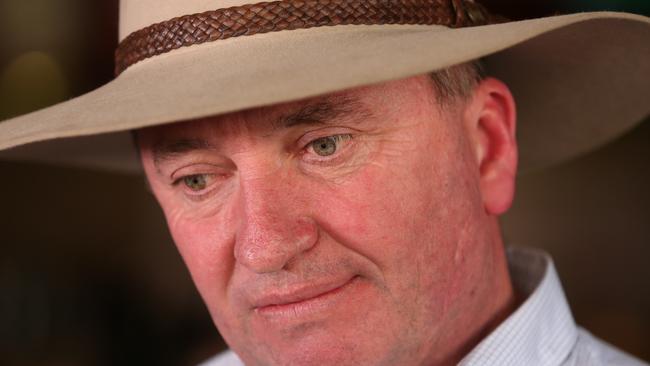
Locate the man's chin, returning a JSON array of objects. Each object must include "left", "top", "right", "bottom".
[
  {"left": 234, "top": 330, "right": 376, "bottom": 366},
  {"left": 235, "top": 311, "right": 390, "bottom": 364}
]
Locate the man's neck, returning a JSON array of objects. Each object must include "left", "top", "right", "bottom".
[{"left": 435, "top": 220, "right": 518, "bottom": 366}]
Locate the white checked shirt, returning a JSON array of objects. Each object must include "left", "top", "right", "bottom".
[{"left": 201, "top": 247, "right": 648, "bottom": 366}]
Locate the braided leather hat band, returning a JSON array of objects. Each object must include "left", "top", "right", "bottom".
[{"left": 114, "top": 0, "right": 496, "bottom": 76}]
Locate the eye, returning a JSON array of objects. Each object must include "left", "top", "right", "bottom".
[
  {"left": 179, "top": 174, "right": 213, "bottom": 192},
  {"left": 308, "top": 134, "right": 352, "bottom": 157},
  {"left": 170, "top": 164, "right": 232, "bottom": 201}
]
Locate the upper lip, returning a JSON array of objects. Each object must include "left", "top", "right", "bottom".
[{"left": 251, "top": 276, "right": 355, "bottom": 309}]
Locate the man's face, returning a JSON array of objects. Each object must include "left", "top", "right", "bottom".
[{"left": 138, "top": 76, "right": 502, "bottom": 365}]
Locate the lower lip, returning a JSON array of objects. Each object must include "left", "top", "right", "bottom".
[{"left": 255, "top": 276, "right": 359, "bottom": 321}]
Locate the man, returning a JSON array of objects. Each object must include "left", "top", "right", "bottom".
[{"left": 0, "top": 1, "right": 649, "bottom": 365}]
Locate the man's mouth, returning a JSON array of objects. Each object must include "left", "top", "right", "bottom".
[{"left": 252, "top": 276, "right": 359, "bottom": 320}]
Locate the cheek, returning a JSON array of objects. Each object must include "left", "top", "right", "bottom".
[
  {"left": 315, "top": 146, "right": 442, "bottom": 255},
  {"left": 162, "top": 202, "right": 235, "bottom": 309},
  {"left": 312, "top": 128, "right": 481, "bottom": 306},
  {"left": 308, "top": 154, "right": 439, "bottom": 297}
]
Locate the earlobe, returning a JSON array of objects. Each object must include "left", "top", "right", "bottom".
[{"left": 469, "top": 78, "right": 518, "bottom": 216}]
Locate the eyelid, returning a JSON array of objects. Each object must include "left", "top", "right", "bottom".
[
  {"left": 170, "top": 163, "right": 230, "bottom": 183},
  {"left": 296, "top": 126, "right": 357, "bottom": 148},
  {"left": 306, "top": 134, "right": 352, "bottom": 149},
  {"left": 171, "top": 173, "right": 213, "bottom": 187}
]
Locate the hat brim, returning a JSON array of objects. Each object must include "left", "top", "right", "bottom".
[{"left": 0, "top": 12, "right": 649, "bottom": 173}]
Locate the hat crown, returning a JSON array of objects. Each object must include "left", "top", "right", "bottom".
[{"left": 119, "top": 0, "right": 265, "bottom": 41}]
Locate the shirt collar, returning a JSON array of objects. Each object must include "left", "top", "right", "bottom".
[{"left": 459, "top": 247, "right": 578, "bottom": 366}]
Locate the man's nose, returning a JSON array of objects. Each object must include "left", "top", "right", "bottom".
[{"left": 233, "top": 176, "right": 318, "bottom": 274}]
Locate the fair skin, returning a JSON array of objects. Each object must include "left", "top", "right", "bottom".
[{"left": 137, "top": 75, "right": 518, "bottom": 366}]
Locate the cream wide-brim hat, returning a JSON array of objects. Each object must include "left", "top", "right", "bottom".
[{"left": 0, "top": 0, "right": 648, "bottom": 173}]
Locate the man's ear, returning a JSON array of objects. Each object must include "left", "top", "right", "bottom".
[{"left": 465, "top": 77, "right": 518, "bottom": 216}]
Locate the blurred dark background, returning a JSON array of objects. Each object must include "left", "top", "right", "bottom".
[{"left": 0, "top": 1, "right": 648, "bottom": 365}]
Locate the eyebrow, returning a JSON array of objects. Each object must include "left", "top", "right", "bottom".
[
  {"left": 275, "top": 95, "right": 373, "bottom": 129},
  {"left": 152, "top": 138, "right": 215, "bottom": 167},
  {"left": 152, "top": 95, "right": 373, "bottom": 169}
]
